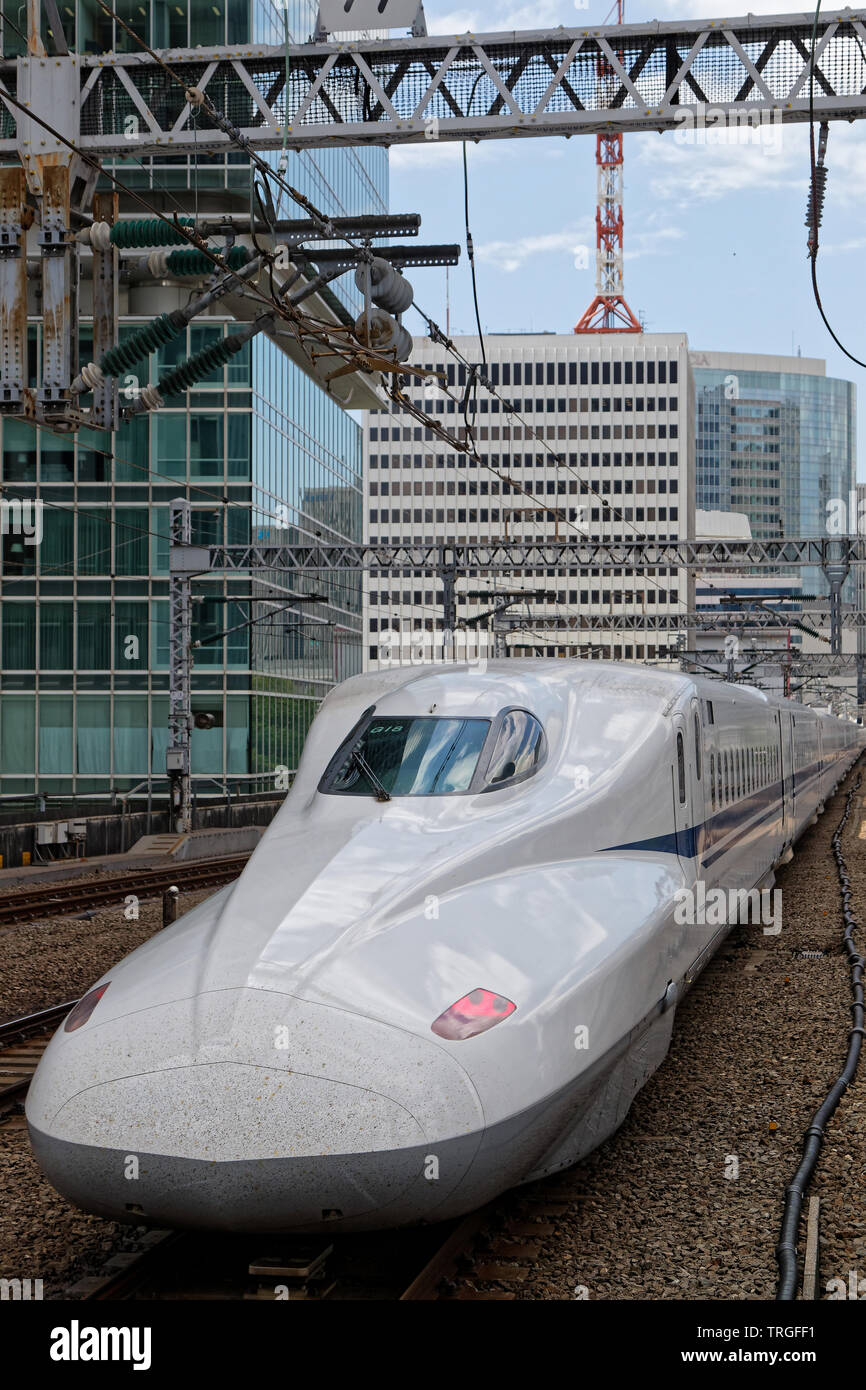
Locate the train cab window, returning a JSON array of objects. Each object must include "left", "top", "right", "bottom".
[
  {"left": 693, "top": 712, "right": 702, "bottom": 780},
  {"left": 676, "top": 733, "right": 686, "bottom": 804},
  {"left": 482, "top": 710, "right": 547, "bottom": 790},
  {"left": 320, "top": 712, "right": 492, "bottom": 797}
]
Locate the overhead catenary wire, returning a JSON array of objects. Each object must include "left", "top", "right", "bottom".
[
  {"left": 807, "top": 0, "right": 866, "bottom": 369},
  {"left": 0, "top": 89, "right": 396, "bottom": 400},
  {"left": 91, "top": 0, "right": 679, "bottom": 622},
  {"left": 13, "top": 3, "right": 741, "bottom": 658}
]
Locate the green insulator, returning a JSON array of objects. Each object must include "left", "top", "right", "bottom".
[
  {"left": 110, "top": 218, "right": 195, "bottom": 249},
  {"left": 99, "top": 314, "right": 182, "bottom": 378},
  {"left": 164, "top": 245, "right": 251, "bottom": 276},
  {"left": 157, "top": 330, "right": 250, "bottom": 396}
]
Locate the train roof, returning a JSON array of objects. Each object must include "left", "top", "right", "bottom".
[{"left": 324, "top": 661, "right": 857, "bottom": 727}]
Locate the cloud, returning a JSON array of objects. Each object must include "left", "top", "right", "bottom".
[
  {"left": 633, "top": 126, "right": 804, "bottom": 205},
  {"left": 389, "top": 133, "right": 565, "bottom": 170},
  {"left": 653, "top": 0, "right": 798, "bottom": 16},
  {"left": 819, "top": 236, "right": 866, "bottom": 255},
  {"left": 624, "top": 223, "right": 685, "bottom": 259},
  {"left": 476, "top": 224, "right": 593, "bottom": 271},
  {"left": 428, "top": 0, "right": 576, "bottom": 32}
]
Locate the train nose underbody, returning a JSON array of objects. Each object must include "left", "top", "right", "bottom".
[{"left": 25, "top": 989, "right": 485, "bottom": 1232}]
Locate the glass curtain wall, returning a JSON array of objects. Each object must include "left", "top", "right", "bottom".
[
  {"left": 694, "top": 368, "right": 856, "bottom": 597},
  {"left": 0, "top": 0, "right": 388, "bottom": 795}
]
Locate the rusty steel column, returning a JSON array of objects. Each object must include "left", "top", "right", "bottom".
[
  {"left": 0, "top": 168, "right": 29, "bottom": 412},
  {"left": 90, "top": 190, "right": 118, "bottom": 432},
  {"left": 37, "top": 163, "right": 77, "bottom": 422}
]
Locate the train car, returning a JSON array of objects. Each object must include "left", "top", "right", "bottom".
[{"left": 26, "top": 661, "right": 863, "bottom": 1233}]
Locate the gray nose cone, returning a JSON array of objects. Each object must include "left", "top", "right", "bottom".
[{"left": 26, "top": 989, "right": 487, "bottom": 1232}]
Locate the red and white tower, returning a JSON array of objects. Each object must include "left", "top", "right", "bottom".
[{"left": 574, "top": 1, "right": 641, "bottom": 334}]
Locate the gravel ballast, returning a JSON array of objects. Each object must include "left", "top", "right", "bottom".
[{"left": 2, "top": 778, "right": 865, "bottom": 1300}]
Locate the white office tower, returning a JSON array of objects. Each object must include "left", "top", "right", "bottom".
[{"left": 363, "top": 332, "right": 695, "bottom": 669}]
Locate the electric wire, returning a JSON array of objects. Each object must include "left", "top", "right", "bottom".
[
  {"left": 807, "top": 0, "right": 866, "bottom": 368},
  {"left": 775, "top": 768, "right": 866, "bottom": 1298}
]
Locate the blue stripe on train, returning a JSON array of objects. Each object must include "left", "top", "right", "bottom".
[{"left": 602, "top": 754, "right": 850, "bottom": 866}]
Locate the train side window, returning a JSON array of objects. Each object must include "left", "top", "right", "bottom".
[
  {"left": 706, "top": 700, "right": 714, "bottom": 724},
  {"left": 723, "top": 751, "right": 730, "bottom": 804},
  {"left": 482, "top": 709, "right": 547, "bottom": 790},
  {"left": 676, "top": 733, "right": 686, "bottom": 804},
  {"left": 716, "top": 754, "right": 722, "bottom": 808},
  {"left": 693, "top": 712, "right": 702, "bottom": 780},
  {"left": 709, "top": 753, "right": 716, "bottom": 809}
]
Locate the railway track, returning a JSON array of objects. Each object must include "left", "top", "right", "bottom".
[
  {"left": 0, "top": 854, "right": 250, "bottom": 926},
  {"left": 0, "top": 997, "right": 553, "bottom": 1300},
  {"left": 65, "top": 1194, "right": 568, "bottom": 1301},
  {"left": 0, "top": 1001, "right": 76, "bottom": 1118}
]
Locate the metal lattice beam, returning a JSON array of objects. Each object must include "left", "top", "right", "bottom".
[
  {"left": 681, "top": 651, "right": 861, "bottom": 672},
  {"left": 177, "top": 538, "right": 866, "bottom": 574},
  {"left": 492, "top": 609, "right": 864, "bottom": 631},
  {"left": 3, "top": 12, "right": 866, "bottom": 159}
]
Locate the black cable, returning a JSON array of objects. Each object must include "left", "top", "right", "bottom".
[
  {"left": 807, "top": 1, "right": 866, "bottom": 368},
  {"left": 462, "top": 141, "right": 486, "bottom": 370},
  {"left": 775, "top": 766, "right": 866, "bottom": 1299}
]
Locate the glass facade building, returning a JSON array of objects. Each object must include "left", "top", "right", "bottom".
[
  {"left": 0, "top": 0, "right": 388, "bottom": 795},
  {"left": 692, "top": 352, "right": 856, "bottom": 595}
]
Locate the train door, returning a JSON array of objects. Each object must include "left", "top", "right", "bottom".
[
  {"left": 777, "top": 708, "right": 793, "bottom": 841},
  {"left": 787, "top": 713, "right": 796, "bottom": 832},
  {"left": 673, "top": 711, "right": 702, "bottom": 873},
  {"left": 689, "top": 699, "right": 707, "bottom": 866}
]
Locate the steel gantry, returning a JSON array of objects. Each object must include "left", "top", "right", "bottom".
[
  {"left": 180, "top": 536, "right": 866, "bottom": 577},
  {"left": 7, "top": 10, "right": 866, "bottom": 161},
  {"left": 493, "top": 609, "right": 866, "bottom": 632},
  {"left": 171, "top": 533, "right": 866, "bottom": 655}
]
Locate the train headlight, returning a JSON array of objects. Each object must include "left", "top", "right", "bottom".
[
  {"left": 64, "top": 983, "right": 110, "bottom": 1033},
  {"left": 431, "top": 988, "right": 516, "bottom": 1041}
]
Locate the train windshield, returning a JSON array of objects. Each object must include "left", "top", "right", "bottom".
[{"left": 322, "top": 716, "right": 491, "bottom": 797}]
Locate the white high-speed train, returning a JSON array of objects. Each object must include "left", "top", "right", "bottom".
[{"left": 26, "top": 661, "right": 863, "bottom": 1232}]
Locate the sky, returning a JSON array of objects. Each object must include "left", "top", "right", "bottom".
[{"left": 386, "top": 0, "right": 866, "bottom": 477}]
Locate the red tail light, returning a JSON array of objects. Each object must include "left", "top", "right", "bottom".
[
  {"left": 431, "top": 988, "right": 516, "bottom": 1041},
  {"left": 64, "top": 983, "right": 110, "bottom": 1033}
]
